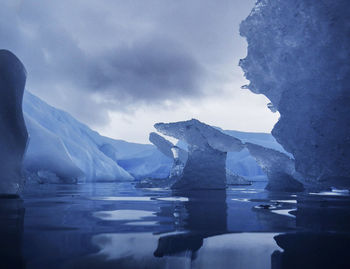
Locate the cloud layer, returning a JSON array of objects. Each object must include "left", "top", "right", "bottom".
[{"left": 0, "top": 0, "right": 279, "bottom": 143}]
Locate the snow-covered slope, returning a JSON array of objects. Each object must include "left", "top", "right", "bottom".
[{"left": 22, "top": 91, "right": 170, "bottom": 183}]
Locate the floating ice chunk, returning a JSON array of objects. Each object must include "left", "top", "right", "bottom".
[{"left": 154, "top": 119, "right": 244, "bottom": 190}]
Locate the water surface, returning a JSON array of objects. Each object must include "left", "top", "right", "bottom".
[{"left": 1, "top": 182, "right": 350, "bottom": 269}]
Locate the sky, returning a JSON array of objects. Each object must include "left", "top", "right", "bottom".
[{"left": 1, "top": 0, "right": 279, "bottom": 143}]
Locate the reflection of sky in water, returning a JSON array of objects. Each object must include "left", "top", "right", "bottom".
[
  {"left": 88, "top": 232, "right": 281, "bottom": 269},
  {"left": 3, "top": 181, "right": 348, "bottom": 269},
  {"left": 271, "top": 209, "right": 296, "bottom": 218},
  {"left": 310, "top": 190, "right": 350, "bottom": 196},
  {"left": 91, "top": 196, "right": 153, "bottom": 201},
  {"left": 94, "top": 210, "right": 156, "bottom": 221},
  {"left": 156, "top": 197, "right": 189, "bottom": 202}
]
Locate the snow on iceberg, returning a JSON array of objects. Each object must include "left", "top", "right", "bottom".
[
  {"left": 0, "top": 50, "right": 28, "bottom": 195},
  {"left": 240, "top": 0, "right": 350, "bottom": 188}
]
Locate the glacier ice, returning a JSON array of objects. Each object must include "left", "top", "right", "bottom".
[
  {"left": 0, "top": 50, "right": 28, "bottom": 195},
  {"left": 23, "top": 91, "right": 165, "bottom": 183},
  {"left": 136, "top": 132, "right": 187, "bottom": 188},
  {"left": 245, "top": 143, "right": 304, "bottom": 192},
  {"left": 149, "top": 132, "right": 187, "bottom": 179},
  {"left": 226, "top": 170, "right": 251, "bottom": 186},
  {"left": 23, "top": 115, "right": 83, "bottom": 183},
  {"left": 149, "top": 132, "right": 174, "bottom": 159},
  {"left": 155, "top": 119, "right": 244, "bottom": 190},
  {"left": 240, "top": 0, "right": 350, "bottom": 188}
]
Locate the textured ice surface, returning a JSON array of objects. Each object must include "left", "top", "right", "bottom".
[
  {"left": 155, "top": 119, "right": 244, "bottom": 189},
  {"left": 149, "top": 132, "right": 174, "bottom": 159},
  {"left": 0, "top": 50, "right": 28, "bottom": 195},
  {"left": 178, "top": 130, "right": 286, "bottom": 180},
  {"left": 226, "top": 170, "right": 251, "bottom": 186},
  {"left": 23, "top": 116, "right": 83, "bottom": 183},
  {"left": 155, "top": 119, "right": 244, "bottom": 153},
  {"left": 240, "top": 0, "right": 350, "bottom": 187},
  {"left": 22, "top": 92, "right": 170, "bottom": 183},
  {"left": 149, "top": 132, "right": 187, "bottom": 179},
  {"left": 246, "top": 143, "right": 304, "bottom": 192}
]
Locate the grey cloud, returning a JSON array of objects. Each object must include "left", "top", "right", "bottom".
[
  {"left": 0, "top": 0, "right": 255, "bottom": 127},
  {"left": 88, "top": 37, "right": 204, "bottom": 102}
]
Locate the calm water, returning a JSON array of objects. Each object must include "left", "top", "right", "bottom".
[{"left": 1, "top": 181, "right": 350, "bottom": 269}]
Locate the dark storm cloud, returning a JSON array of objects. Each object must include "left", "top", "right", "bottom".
[{"left": 0, "top": 0, "right": 255, "bottom": 126}]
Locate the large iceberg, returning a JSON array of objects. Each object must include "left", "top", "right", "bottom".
[
  {"left": 240, "top": 0, "right": 350, "bottom": 188},
  {"left": 22, "top": 92, "right": 172, "bottom": 183},
  {"left": 0, "top": 50, "right": 28, "bottom": 195},
  {"left": 155, "top": 119, "right": 244, "bottom": 189}
]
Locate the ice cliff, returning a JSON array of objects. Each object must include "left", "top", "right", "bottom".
[
  {"left": 154, "top": 119, "right": 244, "bottom": 189},
  {"left": 0, "top": 50, "right": 28, "bottom": 195},
  {"left": 240, "top": 0, "right": 350, "bottom": 188}
]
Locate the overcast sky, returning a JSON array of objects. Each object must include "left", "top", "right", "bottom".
[{"left": 1, "top": 0, "right": 278, "bottom": 143}]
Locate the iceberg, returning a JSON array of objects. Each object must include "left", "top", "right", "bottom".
[
  {"left": 136, "top": 132, "right": 187, "bottom": 188},
  {"left": 154, "top": 119, "right": 244, "bottom": 190},
  {"left": 23, "top": 92, "right": 172, "bottom": 183},
  {"left": 226, "top": 170, "right": 251, "bottom": 186},
  {"left": 240, "top": 0, "right": 350, "bottom": 188},
  {"left": 149, "top": 132, "right": 187, "bottom": 179},
  {"left": 245, "top": 143, "right": 304, "bottom": 192},
  {"left": 23, "top": 116, "right": 83, "bottom": 183},
  {"left": 0, "top": 50, "right": 28, "bottom": 195}
]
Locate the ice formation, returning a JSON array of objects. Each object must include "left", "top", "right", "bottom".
[
  {"left": 240, "top": 0, "right": 350, "bottom": 188},
  {"left": 0, "top": 50, "right": 28, "bottom": 195},
  {"left": 245, "top": 143, "right": 304, "bottom": 192},
  {"left": 226, "top": 170, "right": 251, "bottom": 186},
  {"left": 149, "top": 132, "right": 187, "bottom": 179},
  {"left": 178, "top": 130, "right": 286, "bottom": 181},
  {"left": 155, "top": 119, "right": 244, "bottom": 189},
  {"left": 23, "top": 116, "right": 83, "bottom": 183},
  {"left": 23, "top": 91, "right": 164, "bottom": 183}
]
